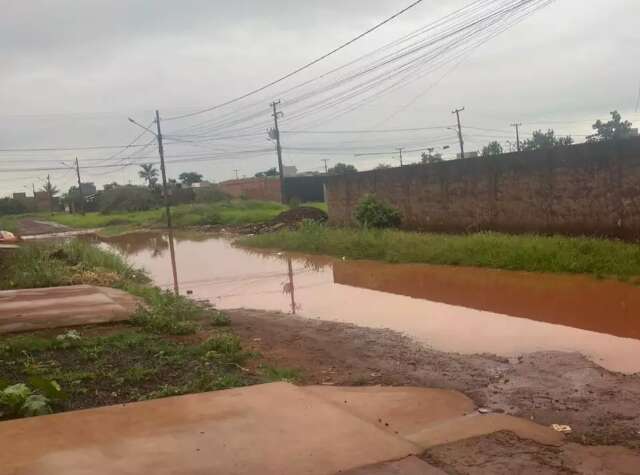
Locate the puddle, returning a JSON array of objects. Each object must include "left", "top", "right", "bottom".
[{"left": 100, "top": 231, "right": 640, "bottom": 374}]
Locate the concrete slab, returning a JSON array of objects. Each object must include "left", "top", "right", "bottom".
[
  {"left": 303, "top": 386, "right": 474, "bottom": 438},
  {"left": 0, "top": 382, "right": 420, "bottom": 475},
  {"left": 406, "top": 413, "right": 564, "bottom": 448},
  {"left": 0, "top": 285, "right": 140, "bottom": 334},
  {"left": 305, "top": 386, "right": 563, "bottom": 449}
]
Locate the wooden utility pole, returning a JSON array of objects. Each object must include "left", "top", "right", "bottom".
[
  {"left": 270, "top": 101, "right": 286, "bottom": 204},
  {"left": 396, "top": 147, "right": 404, "bottom": 167},
  {"left": 511, "top": 123, "right": 522, "bottom": 152},
  {"left": 233, "top": 169, "right": 239, "bottom": 180},
  {"left": 74, "top": 157, "right": 85, "bottom": 215},
  {"left": 154, "top": 110, "right": 180, "bottom": 296},
  {"left": 452, "top": 107, "right": 465, "bottom": 158}
]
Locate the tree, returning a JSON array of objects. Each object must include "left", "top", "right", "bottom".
[
  {"left": 328, "top": 163, "right": 358, "bottom": 174},
  {"left": 255, "top": 167, "right": 278, "bottom": 178},
  {"left": 521, "top": 129, "right": 573, "bottom": 151},
  {"left": 421, "top": 150, "right": 443, "bottom": 164},
  {"left": 376, "top": 163, "right": 392, "bottom": 169},
  {"left": 179, "top": 171, "right": 204, "bottom": 185},
  {"left": 41, "top": 175, "right": 59, "bottom": 213},
  {"left": 587, "top": 111, "right": 635, "bottom": 143},
  {"left": 138, "top": 163, "right": 159, "bottom": 188},
  {"left": 482, "top": 141, "right": 504, "bottom": 157}
]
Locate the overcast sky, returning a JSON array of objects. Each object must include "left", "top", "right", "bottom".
[{"left": 1, "top": 0, "right": 639, "bottom": 196}]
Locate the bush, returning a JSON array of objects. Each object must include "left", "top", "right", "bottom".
[
  {"left": 354, "top": 194, "right": 402, "bottom": 228},
  {"left": 98, "top": 186, "right": 160, "bottom": 213}
]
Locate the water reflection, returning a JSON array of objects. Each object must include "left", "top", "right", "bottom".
[{"left": 100, "top": 232, "right": 640, "bottom": 373}]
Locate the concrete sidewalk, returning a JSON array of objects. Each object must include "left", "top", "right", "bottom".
[
  {"left": 0, "top": 285, "right": 139, "bottom": 334},
  {"left": 0, "top": 383, "right": 562, "bottom": 475}
]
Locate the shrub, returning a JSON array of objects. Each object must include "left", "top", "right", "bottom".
[
  {"left": 98, "top": 186, "right": 160, "bottom": 213},
  {"left": 354, "top": 194, "right": 402, "bottom": 228}
]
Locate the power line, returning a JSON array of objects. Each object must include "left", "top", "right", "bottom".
[
  {"left": 281, "top": 125, "right": 451, "bottom": 134},
  {"left": 163, "top": 0, "right": 427, "bottom": 121},
  {"left": 0, "top": 143, "right": 152, "bottom": 153}
]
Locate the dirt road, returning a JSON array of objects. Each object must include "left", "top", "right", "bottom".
[
  {"left": 16, "top": 218, "right": 71, "bottom": 236},
  {"left": 229, "top": 309, "right": 640, "bottom": 472}
]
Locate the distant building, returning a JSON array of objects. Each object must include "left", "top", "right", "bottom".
[
  {"left": 191, "top": 181, "right": 214, "bottom": 188},
  {"left": 457, "top": 151, "right": 479, "bottom": 159},
  {"left": 79, "top": 182, "right": 97, "bottom": 195},
  {"left": 12, "top": 192, "right": 27, "bottom": 200},
  {"left": 283, "top": 166, "right": 298, "bottom": 177}
]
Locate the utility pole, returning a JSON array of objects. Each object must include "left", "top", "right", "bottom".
[
  {"left": 31, "top": 184, "right": 36, "bottom": 198},
  {"left": 452, "top": 107, "right": 465, "bottom": 158},
  {"left": 511, "top": 123, "right": 522, "bottom": 152},
  {"left": 396, "top": 148, "right": 404, "bottom": 167},
  {"left": 74, "top": 157, "right": 85, "bottom": 215},
  {"left": 269, "top": 100, "right": 286, "bottom": 204},
  {"left": 321, "top": 159, "right": 330, "bottom": 174},
  {"left": 154, "top": 110, "right": 180, "bottom": 296},
  {"left": 233, "top": 169, "right": 239, "bottom": 180},
  {"left": 45, "top": 175, "right": 53, "bottom": 213}
]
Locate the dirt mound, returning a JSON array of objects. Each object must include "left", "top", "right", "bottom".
[
  {"left": 272, "top": 206, "right": 327, "bottom": 225},
  {"left": 237, "top": 206, "right": 327, "bottom": 234}
]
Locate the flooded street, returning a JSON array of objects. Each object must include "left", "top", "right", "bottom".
[{"left": 102, "top": 231, "right": 640, "bottom": 374}]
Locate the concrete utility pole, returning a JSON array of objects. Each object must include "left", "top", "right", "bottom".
[
  {"left": 31, "top": 184, "right": 36, "bottom": 198},
  {"left": 511, "top": 123, "right": 522, "bottom": 152},
  {"left": 269, "top": 101, "right": 286, "bottom": 204},
  {"left": 154, "top": 110, "right": 180, "bottom": 296},
  {"left": 396, "top": 148, "right": 404, "bottom": 167},
  {"left": 452, "top": 107, "right": 465, "bottom": 158},
  {"left": 45, "top": 175, "right": 53, "bottom": 213},
  {"left": 321, "top": 159, "right": 330, "bottom": 174},
  {"left": 74, "top": 157, "right": 85, "bottom": 215}
]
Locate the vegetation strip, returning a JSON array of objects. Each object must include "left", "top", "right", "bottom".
[
  {"left": 240, "top": 221, "right": 640, "bottom": 280},
  {"left": 0, "top": 200, "right": 288, "bottom": 235}
]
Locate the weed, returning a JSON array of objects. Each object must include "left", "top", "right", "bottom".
[
  {"left": 260, "top": 366, "right": 301, "bottom": 383},
  {"left": 354, "top": 194, "right": 402, "bottom": 228}
]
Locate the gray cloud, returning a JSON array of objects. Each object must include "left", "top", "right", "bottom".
[{"left": 1, "top": 0, "right": 639, "bottom": 194}]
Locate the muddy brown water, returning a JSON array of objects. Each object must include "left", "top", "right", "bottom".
[{"left": 100, "top": 231, "right": 640, "bottom": 374}]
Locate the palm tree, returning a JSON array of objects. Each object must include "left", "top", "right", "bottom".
[
  {"left": 41, "top": 175, "right": 59, "bottom": 213},
  {"left": 138, "top": 163, "right": 159, "bottom": 188}
]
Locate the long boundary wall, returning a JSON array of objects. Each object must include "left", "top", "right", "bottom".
[{"left": 327, "top": 138, "right": 640, "bottom": 239}]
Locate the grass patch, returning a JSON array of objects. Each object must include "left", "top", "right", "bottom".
[
  {"left": 240, "top": 221, "right": 640, "bottom": 280},
  {"left": 0, "top": 327, "right": 261, "bottom": 419},
  {"left": 2, "top": 201, "right": 288, "bottom": 234},
  {"left": 0, "top": 240, "right": 143, "bottom": 290},
  {"left": 0, "top": 215, "right": 22, "bottom": 233}
]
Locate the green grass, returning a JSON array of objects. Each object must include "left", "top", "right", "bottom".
[
  {"left": 0, "top": 240, "right": 143, "bottom": 290},
  {"left": 0, "top": 328, "right": 259, "bottom": 418},
  {"left": 0, "top": 215, "right": 21, "bottom": 233},
  {"left": 240, "top": 221, "right": 640, "bottom": 280},
  {"left": 0, "top": 201, "right": 288, "bottom": 235}
]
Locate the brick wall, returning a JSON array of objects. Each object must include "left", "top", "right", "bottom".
[
  {"left": 218, "top": 178, "right": 281, "bottom": 202},
  {"left": 327, "top": 138, "right": 640, "bottom": 238}
]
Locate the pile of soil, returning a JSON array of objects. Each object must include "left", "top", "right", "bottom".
[{"left": 238, "top": 206, "right": 328, "bottom": 234}]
